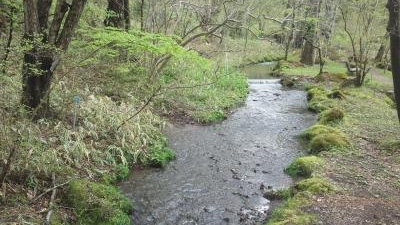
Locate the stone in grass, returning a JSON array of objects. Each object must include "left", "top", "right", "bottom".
[
  {"left": 318, "top": 108, "right": 345, "bottom": 124},
  {"left": 285, "top": 156, "right": 324, "bottom": 178},
  {"left": 294, "top": 177, "right": 334, "bottom": 194},
  {"left": 66, "top": 179, "right": 132, "bottom": 225},
  {"left": 310, "top": 133, "right": 349, "bottom": 154}
]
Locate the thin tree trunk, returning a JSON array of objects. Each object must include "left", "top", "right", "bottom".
[
  {"left": 387, "top": 0, "right": 400, "bottom": 121},
  {"left": 1, "top": 8, "right": 14, "bottom": 74},
  {"left": 105, "top": 0, "right": 130, "bottom": 30}
]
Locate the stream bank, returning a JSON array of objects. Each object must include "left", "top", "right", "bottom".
[{"left": 119, "top": 64, "right": 316, "bottom": 225}]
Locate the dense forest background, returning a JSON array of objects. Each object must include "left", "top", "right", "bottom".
[{"left": 0, "top": 0, "right": 399, "bottom": 224}]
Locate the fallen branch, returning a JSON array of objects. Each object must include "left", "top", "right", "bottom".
[
  {"left": 29, "top": 179, "right": 71, "bottom": 204},
  {"left": 45, "top": 173, "right": 56, "bottom": 225}
]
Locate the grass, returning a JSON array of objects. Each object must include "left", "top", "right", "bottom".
[
  {"left": 270, "top": 57, "right": 400, "bottom": 225},
  {"left": 282, "top": 61, "right": 347, "bottom": 77}
]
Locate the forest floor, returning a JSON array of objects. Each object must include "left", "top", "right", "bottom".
[{"left": 269, "top": 61, "right": 400, "bottom": 225}]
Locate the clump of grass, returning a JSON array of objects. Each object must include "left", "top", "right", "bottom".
[
  {"left": 294, "top": 177, "right": 335, "bottom": 194},
  {"left": 318, "top": 107, "right": 345, "bottom": 124},
  {"left": 285, "top": 156, "right": 324, "bottom": 177},
  {"left": 266, "top": 196, "right": 314, "bottom": 225},
  {"left": 66, "top": 179, "right": 132, "bottom": 225},
  {"left": 309, "top": 133, "right": 349, "bottom": 154}
]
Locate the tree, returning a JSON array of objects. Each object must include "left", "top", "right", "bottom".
[
  {"left": 104, "top": 0, "right": 130, "bottom": 30},
  {"left": 387, "top": 0, "right": 400, "bottom": 121},
  {"left": 300, "top": 0, "right": 322, "bottom": 65},
  {"left": 22, "top": 0, "right": 86, "bottom": 116},
  {"left": 339, "top": 0, "right": 382, "bottom": 87}
]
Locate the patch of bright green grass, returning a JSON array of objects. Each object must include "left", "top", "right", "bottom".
[{"left": 285, "top": 156, "right": 324, "bottom": 178}]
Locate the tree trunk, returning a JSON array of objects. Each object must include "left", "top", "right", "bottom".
[
  {"left": 22, "top": 0, "right": 86, "bottom": 116},
  {"left": 105, "top": 0, "right": 130, "bottom": 30},
  {"left": 300, "top": 0, "right": 322, "bottom": 65},
  {"left": 387, "top": 0, "right": 400, "bottom": 121}
]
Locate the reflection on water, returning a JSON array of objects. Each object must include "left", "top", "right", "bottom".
[{"left": 241, "top": 62, "right": 276, "bottom": 79}]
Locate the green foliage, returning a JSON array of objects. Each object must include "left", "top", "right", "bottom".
[
  {"left": 66, "top": 179, "right": 132, "bottom": 225},
  {"left": 309, "top": 133, "right": 349, "bottom": 154},
  {"left": 294, "top": 177, "right": 335, "bottom": 194},
  {"left": 318, "top": 107, "right": 345, "bottom": 124},
  {"left": 145, "top": 137, "right": 175, "bottom": 167},
  {"left": 285, "top": 156, "right": 324, "bottom": 178},
  {"left": 307, "top": 87, "right": 336, "bottom": 112}
]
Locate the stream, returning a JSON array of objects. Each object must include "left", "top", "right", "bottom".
[{"left": 119, "top": 63, "right": 316, "bottom": 225}]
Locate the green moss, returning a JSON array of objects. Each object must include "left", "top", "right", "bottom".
[
  {"left": 49, "top": 211, "right": 65, "bottom": 225},
  {"left": 266, "top": 196, "right": 314, "bottom": 225},
  {"left": 66, "top": 179, "right": 132, "bottom": 225},
  {"left": 300, "top": 124, "right": 342, "bottom": 141},
  {"left": 306, "top": 87, "right": 335, "bottom": 112},
  {"left": 294, "top": 177, "right": 334, "bottom": 194},
  {"left": 309, "top": 133, "right": 349, "bottom": 154},
  {"left": 319, "top": 107, "right": 345, "bottom": 124},
  {"left": 285, "top": 156, "right": 324, "bottom": 177},
  {"left": 115, "top": 164, "right": 130, "bottom": 181}
]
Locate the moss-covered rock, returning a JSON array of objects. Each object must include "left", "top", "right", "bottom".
[
  {"left": 309, "top": 133, "right": 349, "bottom": 154},
  {"left": 300, "top": 124, "right": 341, "bottom": 141},
  {"left": 294, "top": 177, "right": 334, "bottom": 194},
  {"left": 266, "top": 197, "right": 314, "bottom": 225},
  {"left": 318, "top": 108, "right": 345, "bottom": 124},
  {"left": 66, "top": 179, "right": 132, "bottom": 225},
  {"left": 306, "top": 87, "right": 335, "bottom": 112},
  {"left": 285, "top": 156, "right": 324, "bottom": 177}
]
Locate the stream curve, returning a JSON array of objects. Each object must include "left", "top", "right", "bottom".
[{"left": 119, "top": 69, "right": 316, "bottom": 225}]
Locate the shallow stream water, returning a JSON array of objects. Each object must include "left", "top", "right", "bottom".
[{"left": 119, "top": 63, "right": 316, "bottom": 225}]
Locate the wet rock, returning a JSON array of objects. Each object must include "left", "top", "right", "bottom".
[
  {"left": 262, "top": 170, "right": 271, "bottom": 174},
  {"left": 230, "top": 168, "right": 239, "bottom": 174},
  {"left": 263, "top": 190, "right": 283, "bottom": 200},
  {"left": 256, "top": 163, "right": 261, "bottom": 166},
  {"left": 203, "top": 206, "right": 216, "bottom": 213},
  {"left": 223, "top": 218, "right": 230, "bottom": 223},
  {"left": 253, "top": 169, "right": 257, "bottom": 173}
]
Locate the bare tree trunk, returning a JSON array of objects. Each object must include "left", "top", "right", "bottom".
[
  {"left": 140, "top": 0, "right": 145, "bottom": 31},
  {"left": 1, "top": 7, "right": 15, "bottom": 74},
  {"left": 21, "top": 0, "right": 86, "bottom": 117},
  {"left": 387, "top": 0, "right": 400, "bottom": 121},
  {"left": 105, "top": 0, "right": 130, "bottom": 30}
]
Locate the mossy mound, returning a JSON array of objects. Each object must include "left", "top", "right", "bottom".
[
  {"left": 267, "top": 197, "right": 314, "bottom": 225},
  {"left": 310, "top": 133, "right": 349, "bottom": 154},
  {"left": 300, "top": 124, "right": 342, "bottom": 141},
  {"left": 327, "top": 89, "right": 346, "bottom": 100},
  {"left": 66, "top": 179, "right": 132, "bottom": 225},
  {"left": 285, "top": 156, "right": 324, "bottom": 177},
  {"left": 306, "top": 87, "right": 335, "bottom": 112},
  {"left": 315, "top": 72, "right": 347, "bottom": 83},
  {"left": 318, "top": 108, "right": 345, "bottom": 124},
  {"left": 294, "top": 177, "right": 334, "bottom": 194}
]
